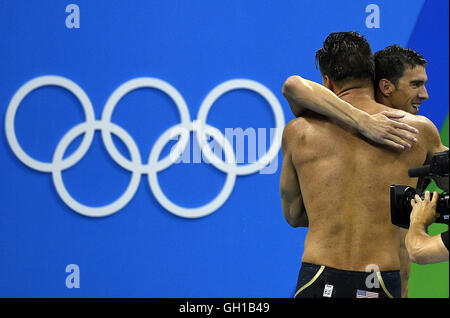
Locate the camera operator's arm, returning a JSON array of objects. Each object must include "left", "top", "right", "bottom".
[
  {"left": 282, "top": 75, "right": 419, "bottom": 150},
  {"left": 405, "top": 191, "right": 449, "bottom": 264}
]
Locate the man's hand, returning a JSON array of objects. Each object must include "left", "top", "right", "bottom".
[
  {"left": 357, "top": 111, "right": 419, "bottom": 151},
  {"left": 410, "top": 191, "right": 438, "bottom": 227},
  {"left": 405, "top": 191, "right": 448, "bottom": 264}
]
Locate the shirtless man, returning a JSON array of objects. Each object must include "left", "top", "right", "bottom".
[
  {"left": 284, "top": 43, "right": 448, "bottom": 297},
  {"left": 374, "top": 45, "right": 437, "bottom": 297},
  {"left": 280, "top": 32, "right": 448, "bottom": 298}
]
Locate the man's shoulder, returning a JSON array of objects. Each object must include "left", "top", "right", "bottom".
[
  {"left": 403, "top": 113, "right": 440, "bottom": 136},
  {"left": 402, "top": 112, "right": 433, "bottom": 125},
  {"left": 281, "top": 117, "right": 311, "bottom": 151},
  {"left": 381, "top": 109, "right": 438, "bottom": 133},
  {"left": 401, "top": 113, "right": 443, "bottom": 151},
  {"left": 283, "top": 117, "right": 312, "bottom": 138}
]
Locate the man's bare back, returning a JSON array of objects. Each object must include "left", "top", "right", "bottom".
[{"left": 282, "top": 99, "right": 438, "bottom": 272}]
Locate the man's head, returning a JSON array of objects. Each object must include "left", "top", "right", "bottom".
[
  {"left": 315, "top": 31, "right": 375, "bottom": 91},
  {"left": 375, "top": 45, "right": 428, "bottom": 114}
]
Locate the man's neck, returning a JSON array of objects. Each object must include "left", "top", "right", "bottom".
[
  {"left": 333, "top": 82, "right": 376, "bottom": 110},
  {"left": 375, "top": 91, "right": 393, "bottom": 107}
]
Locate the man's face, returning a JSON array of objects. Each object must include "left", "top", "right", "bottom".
[{"left": 389, "top": 66, "right": 429, "bottom": 114}]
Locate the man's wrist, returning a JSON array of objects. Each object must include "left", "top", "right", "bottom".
[
  {"left": 354, "top": 111, "right": 371, "bottom": 132},
  {"left": 409, "top": 220, "right": 429, "bottom": 231}
]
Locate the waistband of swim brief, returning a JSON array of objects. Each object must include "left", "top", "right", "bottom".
[{"left": 301, "top": 262, "right": 400, "bottom": 276}]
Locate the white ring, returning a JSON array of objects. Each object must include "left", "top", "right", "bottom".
[
  {"left": 101, "top": 77, "right": 191, "bottom": 173},
  {"left": 5, "top": 76, "right": 95, "bottom": 172},
  {"left": 52, "top": 121, "right": 141, "bottom": 217},
  {"left": 148, "top": 121, "right": 237, "bottom": 218},
  {"left": 196, "top": 79, "right": 285, "bottom": 176}
]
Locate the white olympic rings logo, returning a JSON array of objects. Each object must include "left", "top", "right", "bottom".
[{"left": 5, "top": 76, "right": 285, "bottom": 218}]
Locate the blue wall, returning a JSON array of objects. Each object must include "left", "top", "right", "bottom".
[{"left": 0, "top": 0, "right": 446, "bottom": 297}]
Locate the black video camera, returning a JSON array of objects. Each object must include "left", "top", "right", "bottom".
[{"left": 390, "top": 150, "right": 449, "bottom": 229}]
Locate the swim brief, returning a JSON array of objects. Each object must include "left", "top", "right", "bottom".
[{"left": 294, "top": 262, "right": 401, "bottom": 298}]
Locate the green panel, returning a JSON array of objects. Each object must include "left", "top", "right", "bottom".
[
  {"left": 408, "top": 114, "right": 449, "bottom": 298},
  {"left": 408, "top": 223, "right": 449, "bottom": 298},
  {"left": 439, "top": 114, "right": 449, "bottom": 147}
]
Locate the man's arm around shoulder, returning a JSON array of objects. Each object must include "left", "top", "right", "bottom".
[{"left": 282, "top": 75, "right": 418, "bottom": 151}]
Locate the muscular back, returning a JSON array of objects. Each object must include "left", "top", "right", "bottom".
[{"left": 284, "top": 102, "right": 438, "bottom": 271}]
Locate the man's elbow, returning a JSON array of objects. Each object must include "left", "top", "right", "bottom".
[
  {"left": 282, "top": 76, "right": 295, "bottom": 96},
  {"left": 282, "top": 75, "right": 306, "bottom": 98},
  {"left": 406, "top": 240, "right": 429, "bottom": 265},
  {"left": 282, "top": 206, "right": 307, "bottom": 228},
  {"left": 286, "top": 218, "right": 307, "bottom": 228},
  {"left": 282, "top": 76, "right": 311, "bottom": 117},
  {"left": 284, "top": 210, "right": 308, "bottom": 228},
  {"left": 408, "top": 249, "right": 428, "bottom": 265}
]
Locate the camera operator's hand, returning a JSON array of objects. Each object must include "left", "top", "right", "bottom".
[
  {"left": 405, "top": 191, "right": 448, "bottom": 264},
  {"left": 409, "top": 191, "right": 439, "bottom": 227}
]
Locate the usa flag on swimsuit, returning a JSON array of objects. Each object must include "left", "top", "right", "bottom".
[{"left": 356, "top": 289, "right": 379, "bottom": 298}]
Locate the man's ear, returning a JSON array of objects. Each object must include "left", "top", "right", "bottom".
[
  {"left": 378, "top": 79, "right": 394, "bottom": 97},
  {"left": 323, "top": 75, "right": 334, "bottom": 90}
]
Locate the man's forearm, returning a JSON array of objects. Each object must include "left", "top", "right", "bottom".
[
  {"left": 405, "top": 222, "right": 430, "bottom": 264},
  {"left": 282, "top": 75, "right": 370, "bottom": 129},
  {"left": 405, "top": 224, "right": 449, "bottom": 264}
]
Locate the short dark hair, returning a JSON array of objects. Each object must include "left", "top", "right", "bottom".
[
  {"left": 315, "top": 32, "right": 375, "bottom": 82},
  {"left": 374, "top": 45, "right": 427, "bottom": 89}
]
